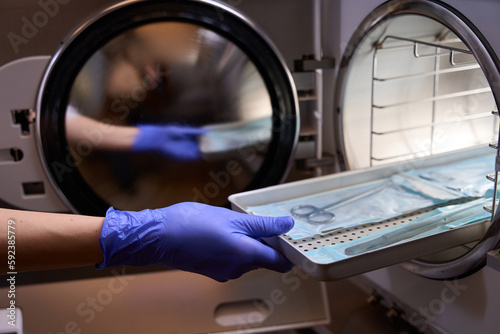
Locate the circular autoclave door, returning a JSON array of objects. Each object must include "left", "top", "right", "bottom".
[
  {"left": 336, "top": 0, "right": 500, "bottom": 279},
  {"left": 37, "top": 0, "right": 298, "bottom": 215}
]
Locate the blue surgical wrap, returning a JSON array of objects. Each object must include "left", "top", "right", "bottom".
[
  {"left": 248, "top": 174, "right": 465, "bottom": 239},
  {"left": 199, "top": 117, "right": 272, "bottom": 155},
  {"left": 248, "top": 155, "right": 494, "bottom": 240},
  {"left": 404, "top": 155, "right": 494, "bottom": 197},
  {"left": 305, "top": 197, "right": 491, "bottom": 264}
]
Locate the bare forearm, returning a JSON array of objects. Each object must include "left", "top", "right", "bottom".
[
  {"left": 66, "top": 112, "right": 139, "bottom": 152},
  {"left": 0, "top": 209, "right": 104, "bottom": 273}
]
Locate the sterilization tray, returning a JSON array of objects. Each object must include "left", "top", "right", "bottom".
[{"left": 229, "top": 147, "right": 492, "bottom": 281}]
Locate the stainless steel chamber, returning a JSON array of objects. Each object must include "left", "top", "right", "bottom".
[
  {"left": 237, "top": 0, "right": 500, "bottom": 332},
  {"left": 231, "top": 0, "right": 500, "bottom": 283},
  {"left": 332, "top": 0, "right": 500, "bottom": 280},
  {"left": 327, "top": 2, "right": 500, "bottom": 332}
]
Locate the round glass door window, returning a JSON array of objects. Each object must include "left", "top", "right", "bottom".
[{"left": 38, "top": 1, "right": 298, "bottom": 215}]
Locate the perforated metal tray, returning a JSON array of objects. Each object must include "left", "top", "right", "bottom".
[{"left": 229, "top": 147, "right": 492, "bottom": 281}]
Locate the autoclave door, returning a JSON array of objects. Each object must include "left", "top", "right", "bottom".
[
  {"left": 1, "top": 2, "right": 331, "bottom": 333},
  {"left": 35, "top": 0, "right": 299, "bottom": 216},
  {"left": 231, "top": 0, "right": 500, "bottom": 281}
]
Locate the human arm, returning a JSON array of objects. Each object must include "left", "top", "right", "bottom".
[
  {"left": 0, "top": 203, "right": 294, "bottom": 281},
  {"left": 65, "top": 106, "right": 139, "bottom": 152},
  {"left": 0, "top": 209, "right": 104, "bottom": 273},
  {"left": 65, "top": 107, "right": 205, "bottom": 161}
]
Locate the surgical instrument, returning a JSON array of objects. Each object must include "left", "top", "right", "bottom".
[
  {"left": 289, "top": 183, "right": 386, "bottom": 224},
  {"left": 344, "top": 199, "right": 488, "bottom": 256}
]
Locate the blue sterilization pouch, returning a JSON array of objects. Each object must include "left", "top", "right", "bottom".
[
  {"left": 304, "top": 197, "right": 492, "bottom": 264},
  {"left": 404, "top": 154, "right": 494, "bottom": 197},
  {"left": 248, "top": 173, "right": 466, "bottom": 239}
]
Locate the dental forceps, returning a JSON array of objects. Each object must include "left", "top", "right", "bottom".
[{"left": 290, "top": 184, "right": 386, "bottom": 224}]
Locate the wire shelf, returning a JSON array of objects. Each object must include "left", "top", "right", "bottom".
[{"left": 368, "top": 32, "right": 499, "bottom": 219}]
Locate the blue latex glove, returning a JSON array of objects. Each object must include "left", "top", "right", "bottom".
[
  {"left": 132, "top": 124, "right": 206, "bottom": 162},
  {"left": 97, "top": 202, "right": 295, "bottom": 281}
]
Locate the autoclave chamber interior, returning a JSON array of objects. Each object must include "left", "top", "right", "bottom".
[
  {"left": 229, "top": 0, "right": 500, "bottom": 281},
  {"left": 339, "top": 15, "right": 497, "bottom": 170},
  {"left": 334, "top": 1, "right": 500, "bottom": 278}
]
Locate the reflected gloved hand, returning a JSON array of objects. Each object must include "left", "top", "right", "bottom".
[
  {"left": 132, "top": 124, "right": 207, "bottom": 162},
  {"left": 97, "top": 202, "right": 295, "bottom": 282}
]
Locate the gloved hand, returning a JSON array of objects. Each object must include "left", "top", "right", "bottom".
[
  {"left": 132, "top": 124, "right": 207, "bottom": 162},
  {"left": 97, "top": 202, "right": 295, "bottom": 282}
]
